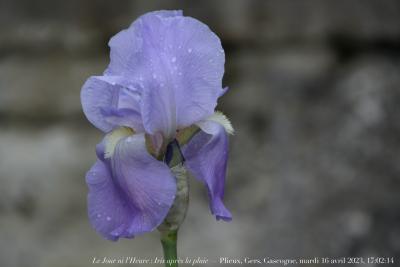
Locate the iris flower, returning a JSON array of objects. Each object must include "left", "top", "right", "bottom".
[{"left": 81, "top": 10, "right": 233, "bottom": 241}]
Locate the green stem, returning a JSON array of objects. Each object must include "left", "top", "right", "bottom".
[{"left": 161, "top": 230, "right": 178, "bottom": 267}]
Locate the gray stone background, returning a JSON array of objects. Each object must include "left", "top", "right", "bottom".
[{"left": 1, "top": 0, "right": 400, "bottom": 266}]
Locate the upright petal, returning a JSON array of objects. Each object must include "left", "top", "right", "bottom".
[
  {"left": 101, "top": 108, "right": 143, "bottom": 133},
  {"left": 106, "top": 10, "right": 226, "bottom": 137},
  {"left": 182, "top": 120, "right": 232, "bottom": 221},
  {"left": 81, "top": 76, "right": 143, "bottom": 132},
  {"left": 112, "top": 133, "right": 177, "bottom": 235},
  {"left": 106, "top": 10, "right": 183, "bottom": 76}
]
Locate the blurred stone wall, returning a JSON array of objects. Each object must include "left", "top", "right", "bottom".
[{"left": 1, "top": 1, "right": 400, "bottom": 267}]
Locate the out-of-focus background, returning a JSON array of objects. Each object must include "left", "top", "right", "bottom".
[{"left": 1, "top": 1, "right": 400, "bottom": 266}]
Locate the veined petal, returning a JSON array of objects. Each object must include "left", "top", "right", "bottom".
[
  {"left": 81, "top": 76, "right": 142, "bottom": 132},
  {"left": 86, "top": 160, "right": 136, "bottom": 240},
  {"left": 87, "top": 133, "right": 177, "bottom": 240},
  {"left": 106, "top": 10, "right": 183, "bottom": 76},
  {"left": 182, "top": 120, "right": 232, "bottom": 221},
  {"left": 101, "top": 108, "right": 143, "bottom": 133},
  {"left": 111, "top": 133, "right": 177, "bottom": 235},
  {"left": 107, "top": 10, "right": 226, "bottom": 137}
]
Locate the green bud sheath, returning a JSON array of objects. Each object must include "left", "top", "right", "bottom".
[{"left": 159, "top": 140, "right": 189, "bottom": 267}]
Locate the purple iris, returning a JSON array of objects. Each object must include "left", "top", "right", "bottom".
[{"left": 81, "top": 10, "right": 233, "bottom": 241}]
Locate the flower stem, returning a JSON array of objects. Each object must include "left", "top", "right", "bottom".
[{"left": 160, "top": 230, "right": 178, "bottom": 267}]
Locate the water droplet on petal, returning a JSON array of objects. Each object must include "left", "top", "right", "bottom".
[
  {"left": 188, "top": 48, "right": 192, "bottom": 53},
  {"left": 171, "top": 57, "right": 176, "bottom": 63}
]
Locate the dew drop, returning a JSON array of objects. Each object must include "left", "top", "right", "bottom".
[
  {"left": 171, "top": 57, "right": 177, "bottom": 63},
  {"left": 188, "top": 48, "right": 192, "bottom": 53}
]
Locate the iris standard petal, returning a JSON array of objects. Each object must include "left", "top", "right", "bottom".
[
  {"left": 106, "top": 10, "right": 183, "bottom": 76},
  {"left": 182, "top": 120, "right": 232, "bottom": 221},
  {"left": 81, "top": 76, "right": 142, "bottom": 132},
  {"left": 101, "top": 108, "right": 143, "bottom": 132},
  {"left": 86, "top": 159, "right": 137, "bottom": 240},
  {"left": 107, "top": 10, "right": 226, "bottom": 137},
  {"left": 111, "top": 133, "right": 177, "bottom": 235}
]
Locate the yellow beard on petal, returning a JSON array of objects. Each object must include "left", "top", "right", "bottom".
[
  {"left": 104, "top": 127, "right": 135, "bottom": 158},
  {"left": 206, "top": 111, "right": 234, "bottom": 135}
]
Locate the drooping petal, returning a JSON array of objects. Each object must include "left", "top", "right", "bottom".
[
  {"left": 86, "top": 159, "right": 136, "bottom": 240},
  {"left": 111, "top": 133, "right": 177, "bottom": 235},
  {"left": 182, "top": 120, "right": 232, "bottom": 221},
  {"left": 81, "top": 76, "right": 142, "bottom": 132},
  {"left": 106, "top": 10, "right": 226, "bottom": 137},
  {"left": 86, "top": 133, "right": 177, "bottom": 240}
]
